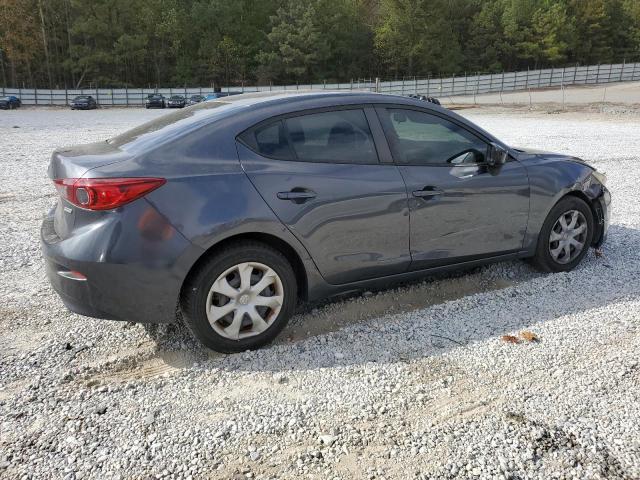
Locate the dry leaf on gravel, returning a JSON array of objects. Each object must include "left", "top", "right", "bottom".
[
  {"left": 595, "top": 248, "right": 604, "bottom": 258},
  {"left": 520, "top": 331, "right": 539, "bottom": 342},
  {"left": 501, "top": 335, "right": 520, "bottom": 344}
]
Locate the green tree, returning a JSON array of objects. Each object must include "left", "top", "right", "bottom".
[{"left": 257, "top": 1, "right": 329, "bottom": 83}]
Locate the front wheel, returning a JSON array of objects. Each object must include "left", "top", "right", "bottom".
[
  {"left": 180, "top": 242, "right": 297, "bottom": 353},
  {"left": 531, "top": 196, "right": 594, "bottom": 272}
]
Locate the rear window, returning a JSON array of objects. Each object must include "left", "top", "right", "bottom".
[
  {"left": 108, "top": 101, "right": 232, "bottom": 152},
  {"left": 239, "top": 108, "right": 379, "bottom": 164}
]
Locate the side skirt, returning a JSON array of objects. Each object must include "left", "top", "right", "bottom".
[{"left": 306, "top": 251, "right": 528, "bottom": 302}]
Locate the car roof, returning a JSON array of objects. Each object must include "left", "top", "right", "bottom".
[{"left": 110, "top": 91, "right": 503, "bottom": 153}]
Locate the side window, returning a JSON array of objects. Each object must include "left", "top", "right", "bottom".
[
  {"left": 379, "top": 108, "right": 487, "bottom": 165},
  {"left": 284, "top": 109, "right": 378, "bottom": 164},
  {"left": 239, "top": 120, "right": 293, "bottom": 160}
]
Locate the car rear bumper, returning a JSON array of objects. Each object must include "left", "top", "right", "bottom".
[{"left": 41, "top": 201, "right": 201, "bottom": 324}]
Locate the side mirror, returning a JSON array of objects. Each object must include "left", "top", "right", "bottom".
[{"left": 488, "top": 143, "right": 508, "bottom": 166}]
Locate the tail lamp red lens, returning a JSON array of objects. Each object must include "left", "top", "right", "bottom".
[{"left": 53, "top": 178, "right": 166, "bottom": 210}]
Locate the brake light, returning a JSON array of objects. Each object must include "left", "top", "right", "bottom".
[{"left": 54, "top": 177, "right": 166, "bottom": 210}]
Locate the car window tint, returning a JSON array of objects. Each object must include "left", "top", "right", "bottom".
[
  {"left": 240, "top": 120, "right": 293, "bottom": 160},
  {"left": 380, "top": 108, "right": 487, "bottom": 165},
  {"left": 284, "top": 109, "right": 378, "bottom": 164}
]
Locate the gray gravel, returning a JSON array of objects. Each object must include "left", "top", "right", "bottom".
[{"left": 0, "top": 106, "right": 639, "bottom": 480}]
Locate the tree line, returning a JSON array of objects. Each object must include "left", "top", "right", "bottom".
[{"left": 1, "top": 0, "right": 639, "bottom": 89}]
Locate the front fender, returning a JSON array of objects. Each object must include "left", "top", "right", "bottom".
[{"left": 521, "top": 156, "right": 606, "bottom": 254}]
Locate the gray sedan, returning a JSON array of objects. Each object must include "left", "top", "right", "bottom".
[{"left": 41, "top": 92, "right": 610, "bottom": 352}]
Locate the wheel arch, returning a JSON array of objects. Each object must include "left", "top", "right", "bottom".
[
  {"left": 557, "top": 190, "right": 604, "bottom": 246},
  {"left": 180, "top": 232, "right": 309, "bottom": 303}
]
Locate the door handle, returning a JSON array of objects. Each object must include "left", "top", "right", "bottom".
[
  {"left": 412, "top": 187, "right": 443, "bottom": 198},
  {"left": 277, "top": 190, "right": 317, "bottom": 201}
]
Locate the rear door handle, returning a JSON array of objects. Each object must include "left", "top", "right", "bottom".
[
  {"left": 412, "top": 187, "right": 443, "bottom": 198},
  {"left": 277, "top": 190, "right": 317, "bottom": 201}
]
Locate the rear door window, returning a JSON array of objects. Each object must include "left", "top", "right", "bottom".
[
  {"left": 284, "top": 109, "right": 378, "bottom": 164},
  {"left": 239, "top": 108, "right": 379, "bottom": 164}
]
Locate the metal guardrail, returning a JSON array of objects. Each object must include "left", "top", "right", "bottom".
[{"left": 2, "top": 62, "right": 639, "bottom": 106}]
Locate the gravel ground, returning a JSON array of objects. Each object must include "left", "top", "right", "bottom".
[{"left": 0, "top": 106, "right": 639, "bottom": 480}]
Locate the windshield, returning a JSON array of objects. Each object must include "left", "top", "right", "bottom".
[
  {"left": 170, "top": 96, "right": 183, "bottom": 100},
  {"left": 148, "top": 94, "right": 162, "bottom": 99},
  {"left": 75, "top": 96, "right": 90, "bottom": 100}
]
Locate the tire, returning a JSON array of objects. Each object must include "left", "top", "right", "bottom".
[
  {"left": 180, "top": 241, "right": 297, "bottom": 353},
  {"left": 531, "top": 196, "right": 594, "bottom": 272}
]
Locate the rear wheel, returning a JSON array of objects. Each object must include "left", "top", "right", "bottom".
[
  {"left": 181, "top": 242, "right": 297, "bottom": 353},
  {"left": 531, "top": 196, "right": 594, "bottom": 272}
]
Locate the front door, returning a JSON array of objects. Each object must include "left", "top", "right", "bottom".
[
  {"left": 237, "top": 107, "right": 411, "bottom": 284},
  {"left": 375, "top": 106, "right": 529, "bottom": 269}
]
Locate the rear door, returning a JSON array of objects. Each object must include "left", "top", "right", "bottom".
[
  {"left": 375, "top": 105, "right": 529, "bottom": 269},
  {"left": 237, "top": 106, "right": 410, "bottom": 285}
]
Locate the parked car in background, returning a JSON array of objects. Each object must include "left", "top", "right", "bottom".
[
  {"left": 41, "top": 91, "right": 610, "bottom": 353},
  {"left": 204, "top": 92, "right": 242, "bottom": 101},
  {"left": 70, "top": 95, "right": 97, "bottom": 110},
  {"left": 0, "top": 96, "right": 21, "bottom": 110},
  {"left": 188, "top": 94, "right": 205, "bottom": 105},
  {"left": 167, "top": 95, "right": 186, "bottom": 108},
  {"left": 145, "top": 94, "right": 165, "bottom": 109},
  {"left": 408, "top": 94, "right": 441, "bottom": 105}
]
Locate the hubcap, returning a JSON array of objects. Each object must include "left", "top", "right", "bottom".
[
  {"left": 205, "top": 262, "right": 284, "bottom": 340},
  {"left": 548, "top": 209, "right": 588, "bottom": 264}
]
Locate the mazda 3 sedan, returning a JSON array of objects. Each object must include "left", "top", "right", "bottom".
[{"left": 41, "top": 92, "right": 610, "bottom": 352}]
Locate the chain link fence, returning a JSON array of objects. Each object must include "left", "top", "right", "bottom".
[{"left": 2, "top": 62, "right": 639, "bottom": 106}]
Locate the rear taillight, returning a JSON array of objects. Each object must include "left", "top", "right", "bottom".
[{"left": 53, "top": 177, "right": 166, "bottom": 210}]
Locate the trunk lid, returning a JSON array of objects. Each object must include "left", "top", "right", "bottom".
[{"left": 48, "top": 141, "right": 132, "bottom": 180}]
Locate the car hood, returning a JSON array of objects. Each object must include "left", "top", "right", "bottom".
[{"left": 512, "top": 146, "right": 593, "bottom": 169}]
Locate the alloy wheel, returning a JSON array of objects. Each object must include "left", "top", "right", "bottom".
[{"left": 205, "top": 262, "right": 284, "bottom": 340}]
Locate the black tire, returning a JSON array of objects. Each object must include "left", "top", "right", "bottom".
[
  {"left": 531, "top": 196, "right": 594, "bottom": 272},
  {"left": 180, "top": 241, "right": 297, "bottom": 353}
]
